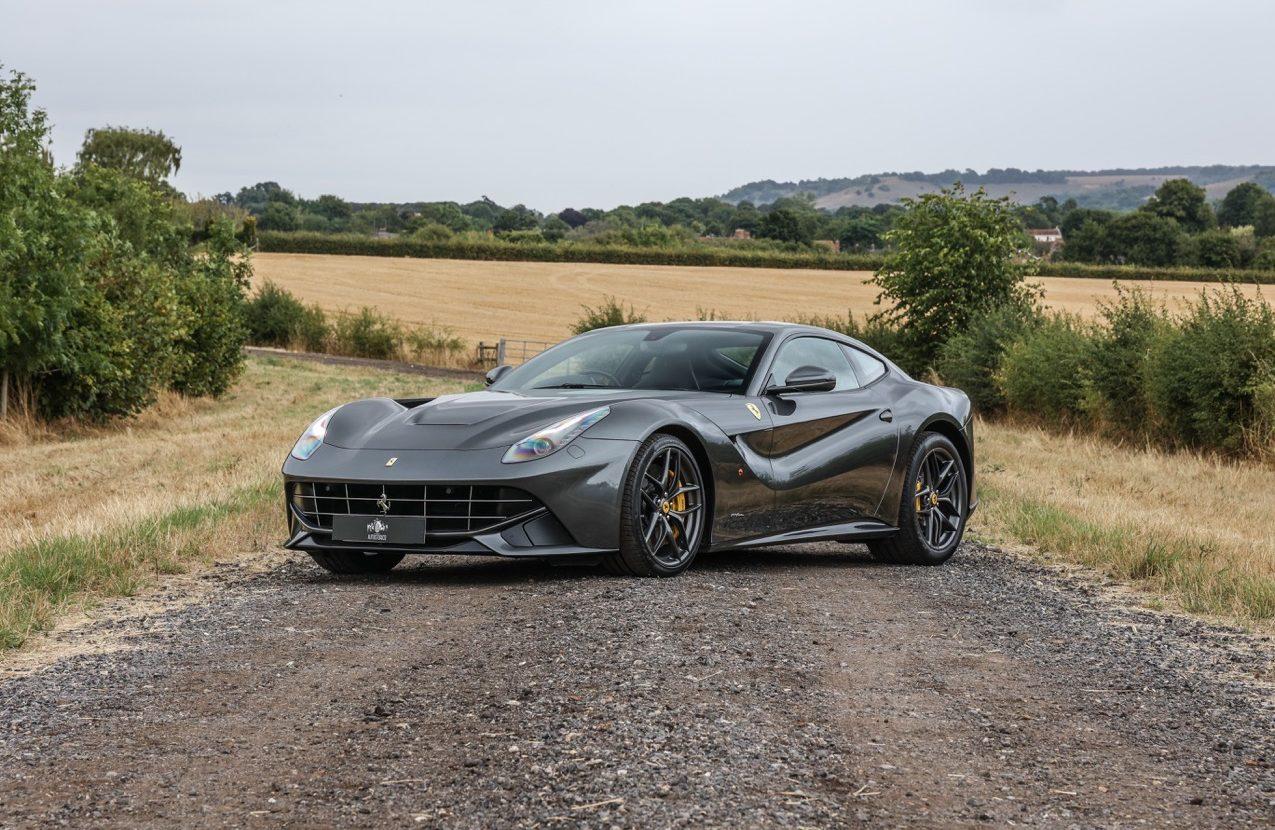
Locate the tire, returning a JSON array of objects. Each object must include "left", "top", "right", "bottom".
[
  {"left": 868, "top": 431, "right": 969, "bottom": 566},
  {"left": 603, "top": 433, "right": 708, "bottom": 577},
  {"left": 308, "top": 550, "right": 405, "bottom": 575}
]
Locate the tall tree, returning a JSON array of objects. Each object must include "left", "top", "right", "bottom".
[
  {"left": 77, "top": 126, "right": 182, "bottom": 183},
  {"left": 1140, "top": 178, "right": 1214, "bottom": 233},
  {"left": 0, "top": 67, "right": 90, "bottom": 417},
  {"left": 1104, "top": 212, "right": 1187, "bottom": 266},
  {"left": 1217, "top": 182, "right": 1275, "bottom": 228},
  {"left": 871, "top": 183, "right": 1037, "bottom": 368}
]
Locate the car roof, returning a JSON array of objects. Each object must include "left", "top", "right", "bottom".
[
  {"left": 596, "top": 320, "right": 896, "bottom": 367},
  {"left": 605, "top": 319, "right": 851, "bottom": 338}
]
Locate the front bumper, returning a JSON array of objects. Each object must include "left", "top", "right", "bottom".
[{"left": 281, "top": 436, "right": 639, "bottom": 557}]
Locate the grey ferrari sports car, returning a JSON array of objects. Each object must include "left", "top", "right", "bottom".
[{"left": 282, "top": 321, "right": 974, "bottom": 576}]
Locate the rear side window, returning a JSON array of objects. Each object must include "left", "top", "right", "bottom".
[{"left": 842, "top": 345, "right": 887, "bottom": 384}]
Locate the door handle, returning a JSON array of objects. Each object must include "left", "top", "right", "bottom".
[{"left": 879, "top": 409, "right": 893, "bottom": 422}]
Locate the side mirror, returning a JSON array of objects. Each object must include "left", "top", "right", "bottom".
[
  {"left": 767, "top": 365, "right": 837, "bottom": 395},
  {"left": 485, "top": 364, "right": 512, "bottom": 386}
]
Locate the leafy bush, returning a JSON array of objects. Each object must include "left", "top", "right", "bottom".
[
  {"left": 411, "top": 222, "right": 454, "bottom": 243},
  {"left": 1252, "top": 380, "right": 1275, "bottom": 460},
  {"left": 871, "top": 183, "right": 1038, "bottom": 368},
  {"left": 1195, "top": 229, "right": 1243, "bottom": 268},
  {"left": 1146, "top": 287, "right": 1275, "bottom": 453},
  {"left": 1087, "top": 286, "right": 1170, "bottom": 434},
  {"left": 1, "top": 69, "right": 250, "bottom": 422},
  {"left": 1254, "top": 239, "right": 1275, "bottom": 271},
  {"left": 935, "top": 303, "right": 1041, "bottom": 412},
  {"left": 167, "top": 220, "right": 250, "bottom": 398},
  {"left": 331, "top": 307, "right": 403, "bottom": 359},
  {"left": 245, "top": 281, "right": 308, "bottom": 347},
  {"left": 1101, "top": 212, "right": 1188, "bottom": 266},
  {"left": 295, "top": 304, "right": 329, "bottom": 352},
  {"left": 999, "top": 315, "right": 1092, "bottom": 424},
  {"left": 243, "top": 281, "right": 331, "bottom": 352},
  {"left": 404, "top": 323, "right": 467, "bottom": 364},
  {"left": 571, "top": 296, "right": 648, "bottom": 335}
]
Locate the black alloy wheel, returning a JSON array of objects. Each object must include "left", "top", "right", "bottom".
[
  {"left": 606, "top": 434, "right": 707, "bottom": 576},
  {"left": 913, "top": 445, "right": 965, "bottom": 550},
  {"left": 868, "top": 431, "right": 968, "bottom": 566}
]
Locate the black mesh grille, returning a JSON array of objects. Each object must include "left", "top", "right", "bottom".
[{"left": 289, "top": 481, "right": 543, "bottom": 535}]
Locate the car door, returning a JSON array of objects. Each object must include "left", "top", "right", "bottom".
[{"left": 758, "top": 336, "right": 899, "bottom": 531}]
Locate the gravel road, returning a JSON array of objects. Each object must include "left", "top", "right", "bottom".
[{"left": 2, "top": 542, "right": 1272, "bottom": 828}]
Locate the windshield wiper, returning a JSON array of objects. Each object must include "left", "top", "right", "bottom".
[{"left": 532, "top": 382, "right": 614, "bottom": 390}]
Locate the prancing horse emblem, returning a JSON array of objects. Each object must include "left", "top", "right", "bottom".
[
  {"left": 746, "top": 402, "right": 762, "bottom": 420},
  {"left": 385, "top": 456, "right": 398, "bottom": 467},
  {"left": 377, "top": 488, "right": 391, "bottom": 514}
]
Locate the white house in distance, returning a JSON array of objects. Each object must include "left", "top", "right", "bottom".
[
  {"left": 1028, "top": 226, "right": 1064, "bottom": 257},
  {"left": 1029, "top": 227, "right": 1063, "bottom": 244}
]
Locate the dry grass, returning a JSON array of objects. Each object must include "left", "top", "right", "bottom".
[
  {"left": 254, "top": 253, "right": 1270, "bottom": 346},
  {"left": 975, "top": 418, "right": 1275, "bottom": 626},
  {"left": 0, "top": 356, "right": 472, "bottom": 651}
]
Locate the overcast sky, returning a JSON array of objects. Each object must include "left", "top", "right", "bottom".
[{"left": 4, "top": 0, "right": 1272, "bottom": 210}]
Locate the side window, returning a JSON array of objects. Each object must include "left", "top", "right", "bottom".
[
  {"left": 842, "top": 345, "right": 887, "bottom": 385},
  {"left": 768, "top": 337, "right": 859, "bottom": 391}
]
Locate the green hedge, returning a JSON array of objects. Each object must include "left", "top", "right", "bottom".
[
  {"left": 257, "top": 232, "right": 884, "bottom": 271},
  {"left": 243, "top": 282, "right": 467, "bottom": 363},
  {"left": 933, "top": 286, "right": 1275, "bottom": 458},
  {"left": 259, "top": 232, "right": 1275, "bottom": 283},
  {"left": 1037, "top": 261, "right": 1275, "bottom": 284}
]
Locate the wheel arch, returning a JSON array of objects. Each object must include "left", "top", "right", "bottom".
[{"left": 914, "top": 415, "right": 972, "bottom": 490}]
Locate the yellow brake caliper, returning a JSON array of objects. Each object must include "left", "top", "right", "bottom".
[{"left": 668, "top": 469, "right": 686, "bottom": 542}]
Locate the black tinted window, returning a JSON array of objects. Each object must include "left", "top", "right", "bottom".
[
  {"left": 494, "top": 327, "right": 772, "bottom": 394},
  {"left": 842, "top": 345, "right": 887, "bottom": 384}
]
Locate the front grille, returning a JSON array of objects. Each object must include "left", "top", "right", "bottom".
[{"left": 289, "top": 481, "right": 543, "bottom": 535}]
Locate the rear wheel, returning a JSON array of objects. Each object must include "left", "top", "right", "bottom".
[
  {"left": 308, "top": 550, "right": 404, "bottom": 575},
  {"left": 868, "top": 432, "right": 968, "bottom": 566},
  {"left": 604, "top": 434, "right": 707, "bottom": 577}
]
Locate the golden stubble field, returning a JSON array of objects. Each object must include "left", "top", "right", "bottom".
[{"left": 254, "top": 253, "right": 1268, "bottom": 346}]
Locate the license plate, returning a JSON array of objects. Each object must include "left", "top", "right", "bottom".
[{"left": 331, "top": 515, "right": 427, "bottom": 545}]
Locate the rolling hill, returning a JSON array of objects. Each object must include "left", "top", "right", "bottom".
[{"left": 721, "top": 165, "right": 1275, "bottom": 210}]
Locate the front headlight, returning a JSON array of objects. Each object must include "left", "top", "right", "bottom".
[
  {"left": 290, "top": 406, "right": 341, "bottom": 460},
  {"left": 502, "top": 406, "right": 610, "bottom": 463}
]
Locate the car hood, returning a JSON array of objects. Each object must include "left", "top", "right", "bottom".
[{"left": 323, "top": 388, "right": 705, "bottom": 451}]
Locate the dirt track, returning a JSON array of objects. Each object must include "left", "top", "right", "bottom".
[{"left": 2, "top": 542, "right": 1272, "bottom": 828}]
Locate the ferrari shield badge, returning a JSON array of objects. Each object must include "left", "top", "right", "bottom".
[{"left": 745, "top": 402, "right": 762, "bottom": 420}]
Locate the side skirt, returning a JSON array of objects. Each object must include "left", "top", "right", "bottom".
[{"left": 712, "top": 519, "right": 898, "bottom": 552}]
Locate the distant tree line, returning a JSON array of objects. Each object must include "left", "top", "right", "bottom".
[
  {"left": 1018, "top": 179, "right": 1275, "bottom": 269},
  {"left": 222, "top": 182, "right": 907, "bottom": 255},
  {"left": 232, "top": 174, "right": 1275, "bottom": 271}
]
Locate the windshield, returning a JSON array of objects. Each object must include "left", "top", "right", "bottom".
[{"left": 492, "top": 326, "right": 773, "bottom": 394}]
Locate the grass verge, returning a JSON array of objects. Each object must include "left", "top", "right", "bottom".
[
  {"left": 0, "top": 478, "right": 280, "bottom": 651},
  {"left": 978, "top": 484, "right": 1275, "bottom": 626},
  {"left": 975, "top": 417, "right": 1275, "bottom": 628},
  {"left": 0, "top": 355, "right": 468, "bottom": 656}
]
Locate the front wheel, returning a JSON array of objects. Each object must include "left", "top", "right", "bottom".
[
  {"left": 603, "top": 434, "right": 707, "bottom": 577},
  {"left": 868, "top": 432, "right": 968, "bottom": 566},
  {"left": 308, "top": 550, "right": 404, "bottom": 575}
]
